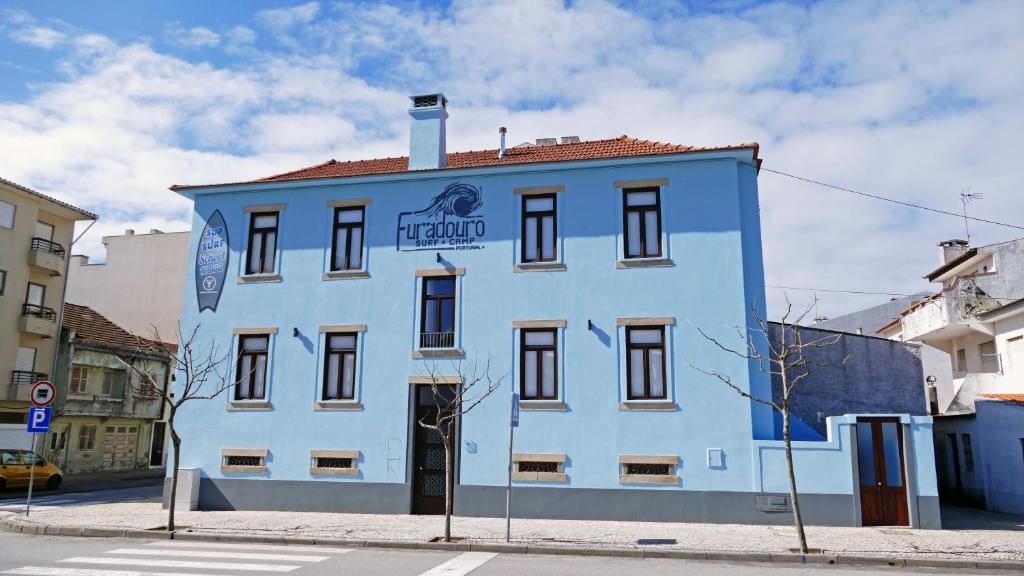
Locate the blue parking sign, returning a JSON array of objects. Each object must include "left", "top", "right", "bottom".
[{"left": 27, "top": 407, "right": 51, "bottom": 433}]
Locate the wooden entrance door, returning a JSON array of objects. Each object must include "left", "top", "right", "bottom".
[
  {"left": 103, "top": 425, "right": 138, "bottom": 470},
  {"left": 411, "top": 385, "right": 455, "bottom": 515},
  {"left": 857, "top": 418, "right": 909, "bottom": 526}
]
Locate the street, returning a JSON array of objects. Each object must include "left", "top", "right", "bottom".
[
  {"left": 0, "top": 485, "right": 161, "bottom": 512},
  {"left": 0, "top": 530, "right": 1001, "bottom": 576}
]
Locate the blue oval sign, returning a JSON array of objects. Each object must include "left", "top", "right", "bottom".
[{"left": 196, "top": 209, "right": 229, "bottom": 313}]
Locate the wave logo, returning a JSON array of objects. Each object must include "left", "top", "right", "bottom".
[{"left": 397, "top": 182, "right": 486, "bottom": 251}]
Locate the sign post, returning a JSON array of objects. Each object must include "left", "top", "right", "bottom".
[
  {"left": 505, "top": 390, "right": 519, "bottom": 542},
  {"left": 25, "top": 382, "right": 55, "bottom": 517}
]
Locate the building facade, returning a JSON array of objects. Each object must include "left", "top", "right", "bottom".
[
  {"left": 67, "top": 229, "right": 189, "bottom": 339},
  {"left": 0, "top": 177, "right": 95, "bottom": 427},
  {"left": 881, "top": 238, "right": 1024, "bottom": 514},
  {"left": 169, "top": 94, "right": 939, "bottom": 527},
  {"left": 49, "top": 304, "right": 172, "bottom": 474}
]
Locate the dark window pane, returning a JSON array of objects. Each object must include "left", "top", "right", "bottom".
[
  {"left": 857, "top": 424, "right": 876, "bottom": 486},
  {"left": 882, "top": 422, "right": 903, "bottom": 487}
]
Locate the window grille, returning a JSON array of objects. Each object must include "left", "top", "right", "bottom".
[
  {"left": 225, "top": 455, "right": 262, "bottom": 467},
  {"left": 517, "top": 461, "right": 559, "bottom": 473},
  {"left": 624, "top": 463, "right": 671, "bottom": 476},
  {"left": 316, "top": 457, "right": 353, "bottom": 469}
]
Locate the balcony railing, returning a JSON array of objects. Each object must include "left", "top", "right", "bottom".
[
  {"left": 22, "top": 303, "right": 57, "bottom": 321},
  {"left": 419, "top": 331, "right": 455, "bottom": 349},
  {"left": 11, "top": 371, "right": 48, "bottom": 386},
  {"left": 30, "top": 237, "right": 66, "bottom": 257}
]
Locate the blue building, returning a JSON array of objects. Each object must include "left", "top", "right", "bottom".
[{"left": 171, "top": 94, "right": 939, "bottom": 528}]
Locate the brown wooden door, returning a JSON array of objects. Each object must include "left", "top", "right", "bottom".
[
  {"left": 411, "top": 385, "right": 455, "bottom": 515},
  {"left": 857, "top": 418, "right": 909, "bottom": 526}
]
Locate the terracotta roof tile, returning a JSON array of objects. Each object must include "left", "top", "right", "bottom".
[
  {"left": 171, "top": 136, "right": 759, "bottom": 190},
  {"left": 63, "top": 303, "right": 175, "bottom": 355},
  {"left": 978, "top": 393, "right": 1024, "bottom": 404}
]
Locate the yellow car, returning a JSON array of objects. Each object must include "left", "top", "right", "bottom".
[{"left": 0, "top": 449, "right": 62, "bottom": 491}]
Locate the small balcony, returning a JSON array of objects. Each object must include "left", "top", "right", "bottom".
[
  {"left": 419, "top": 331, "right": 455, "bottom": 350},
  {"left": 28, "top": 237, "right": 66, "bottom": 276},
  {"left": 10, "top": 371, "right": 48, "bottom": 402},
  {"left": 900, "top": 293, "right": 990, "bottom": 344},
  {"left": 19, "top": 304, "right": 57, "bottom": 338}
]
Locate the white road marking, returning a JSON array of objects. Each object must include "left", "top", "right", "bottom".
[
  {"left": 146, "top": 540, "right": 356, "bottom": 554},
  {"left": 106, "top": 548, "right": 328, "bottom": 562},
  {"left": 418, "top": 552, "right": 498, "bottom": 576},
  {"left": 4, "top": 567, "right": 216, "bottom": 576},
  {"left": 58, "top": 557, "right": 299, "bottom": 572}
]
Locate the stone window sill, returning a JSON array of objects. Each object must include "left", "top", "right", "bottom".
[
  {"left": 519, "top": 401, "right": 568, "bottom": 411},
  {"left": 227, "top": 401, "right": 273, "bottom": 411},
  {"left": 310, "top": 467, "right": 359, "bottom": 476},
  {"left": 512, "top": 471, "right": 567, "bottom": 482},
  {"left": 221, "top": 465, "right": 266, "bottom": 474},
  {"left": 314, "top": 401, "right": 363, "bottom": 411},
  {"left": 237, "top": 274, "right": 282, "bottom": 284},
  {"left": 412, "top": 348, "right": 465, "bottom": 359},
  {"left": 513, "top": 262, "right": 567, "bottom": 273},
  {"left": 618, "top": 401, "right": 678, "bottom": 411},
  {"left": 616, "top": 258, "right": 673, "bottom": 269},
  {"left": 322, "top": 270, "right": 370, "bottom": 281},
  {"left": 619, "top": 474, "right": 679, "bottom": 485}
]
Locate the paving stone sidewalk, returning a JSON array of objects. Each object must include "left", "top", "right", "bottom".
[{"left": 6, "top": 501, "right": 1024, "bottom": 563}]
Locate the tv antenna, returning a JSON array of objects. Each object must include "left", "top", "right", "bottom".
[{"left": 960, "top": 187, "right": 983, "bottom": 245}]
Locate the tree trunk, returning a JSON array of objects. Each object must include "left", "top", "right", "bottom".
[
  {"left": 783, "top": 409, "right": 809, "bottom": 554},
  {"left": 168, "top": 427, "right": 181, "bottom": 533},
  {"left": 443, "top": 434, "right": 453, "bottom": 542}
]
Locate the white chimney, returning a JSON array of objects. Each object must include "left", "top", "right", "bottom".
[
  {"left": 407, "top": 93, "right": 448, "bottom": 170},
  {"left": 937, "top": 239, "right": 969, "bottom": 264},
  {"left": 498, "top": 127, "right": 507, "bottom": 159}
]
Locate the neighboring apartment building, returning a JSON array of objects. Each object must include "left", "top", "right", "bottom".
[
  {"left": 0, "top": 177, "right": 96, "bottom": 429},
  {"left": 48, "top": 303, "right": 172, "bottom": 474},
  {"left": 67, "top": 229, "right": 189, "bottom": 339},
  {"left": 880, "top": 238, "right": 1024, "bottom": 514},
  {"left": 168, "top": 93, "right": 938, "bottom": 528}
]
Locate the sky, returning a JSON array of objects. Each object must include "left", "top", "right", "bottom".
[{"left": 1, "top": 0, "right": 1022, "bottom": 322}]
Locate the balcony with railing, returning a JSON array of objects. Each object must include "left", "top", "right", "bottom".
[
  {"left": 9, "top": 371, "right": 48, "bottom": 402},
  {"left": 419, "top": 331, "right": 455, "bottom": 350},
  {"left": 28, "top": 237, "right": 66, "bottom": 275},
  {"left": 899, "top": 292, "right": 990, "bottom": 344},
  {"left": 19, "top": 303, "right": 57, "bottom": 338}
]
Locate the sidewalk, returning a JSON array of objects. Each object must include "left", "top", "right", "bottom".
[
  {"left": 0, "top": 468, "right": 163, "bottom": 500},
  {"left": 3, "top": 499, "right": 1023, "bottom": 566}
]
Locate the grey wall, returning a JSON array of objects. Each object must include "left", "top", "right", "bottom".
[
  {"left": 975, "top": 399, "right": 1024, "bottom": 515},
  {"left": 769, "top": 323, "right": 927, "bottom": 437}
]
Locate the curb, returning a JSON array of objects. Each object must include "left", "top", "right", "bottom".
[{"left": 1, "top": 515, "right": 1021, "bottom": 571}]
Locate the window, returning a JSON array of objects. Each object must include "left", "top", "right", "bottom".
[
  {"left": 246, "top": 212, "right": 278, "bottom": 275},
  {"left": 962, "top": 434, "right": 974, "bottom": 474},
  {"left": 221, "top": 448, "right": 267, "bottom": 473},
  {"left": 235, "top": 335, "right": 269, "bottom": 400},
  {"left": 420, "top": 277, "right": 455, "bottom": 349},
  {"left": 521, "top": 194, "right": 556, "bottom": 263},
  {"left": 138, "top": 373, "right": 161, "bottom": 398},
  {"left": 77, "top": 425, "right": 97, "bottom": 451},
  {"left": 310, "top": 450, "right": 360, "bottom": 476},
  {"left": 331, "top": 207, "right": 364, "bottom": 271},
  {"left": 0, "top": 270, "right": 6, "bottom": 296},
  {"left": 623, "top": 187, "right": 662, "bottom": 259},
  {"left": 979, "top": 340, "right": 999, "bottom": 373},
  {"left": 626, "top": 327, "right": 666, "bottom": 400},
  {"left": 323, "top": 333, "right": 357, "bottom": 400},
  {"left": 35, "top": 221, "right": 54, "bottom": 241},
  {"left": 69, "top": 365, "right": 89, "bottom": 395},
  {"left": 0, "top": 199, "right": 14, "bottom": 229},
  {"left": 511, "top": 453, "right": 566, "bottom": 481},
  {"left": 100, "top": 369, "right": 127, "bottom": 398},
  {"left": 956, "top": 348, "right": 967, "bottom": 372},
  {"left": 26, "top": 282, "right": 45, "bottom": 307},
  {"left": 520, "top": 329, "right": 557, "bottom": 400},
  {"left": 618, "top": 455, "right": 678, "bottom": 484}
]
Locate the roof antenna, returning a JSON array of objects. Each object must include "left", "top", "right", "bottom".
[{"left": 960, "top": 187, "right": 982, "bottom": 246}]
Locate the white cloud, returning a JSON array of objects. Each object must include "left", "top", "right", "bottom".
[
  {"left": 10, "top": 25, "right": 66, "bottom": 48},
  {"left": 1, "top": 0, "right": 1022, "bottom": 321},
  {"left": 164, "top": 22, "right": 221, "bottom": 48}
]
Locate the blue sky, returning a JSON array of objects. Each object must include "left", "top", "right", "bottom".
[{"left": 1, "top": 0, "right": 1022, "bottom": 319}]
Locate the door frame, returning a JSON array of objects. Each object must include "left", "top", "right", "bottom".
[
  {"left": 855, "top": 417, "right": 911, "bottom": 527},
  {"left": 408, "top": 383, "right": 460, "bottom": 515}
]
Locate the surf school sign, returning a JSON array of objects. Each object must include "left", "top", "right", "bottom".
[
  {"left": 196, "top": 210, "right": 229, "bottom": 313},
  {"left": 396, "top": 182, "right": 486, "bottom": 251}
]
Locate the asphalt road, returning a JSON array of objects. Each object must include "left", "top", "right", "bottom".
[{"left": 0, "top": 484, "right": 160, "bottom": 512}]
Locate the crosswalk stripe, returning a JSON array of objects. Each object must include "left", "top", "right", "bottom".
[
  {"left": 146, "top": 540, "right": 356, "bottom": 554},
  {"left": 417, "top": 552, "right": 498, "bottom": 576},
  {"left": 58, "top": 557, "right": 299, "bottom": 572},
  {"left": 106, "top": 549, "right": 328, "bottom": 562},
  {"left": 4, "top": 567, "right": 217, "bottom": 576}
]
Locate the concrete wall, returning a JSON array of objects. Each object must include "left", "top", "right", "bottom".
[
  {"left": 932, "top": 415, "right": 985, "bottom": 504},
  {"left": 975, "top": 399, "right": 1024, "bottom": 515},
  {"left": 769, "top": 324, "right": 926, "bottom": 437},
  {"left": 67, "top": 231, "right": 189, "bottom": 339}
]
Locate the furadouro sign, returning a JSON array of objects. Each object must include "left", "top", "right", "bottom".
[{"left": 396, "top": 182, "right": 486, "bottom": 251}]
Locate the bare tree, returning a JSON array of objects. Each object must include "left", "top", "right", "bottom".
[
  {"left": 118, "top": 325, "right": 236, "bottom": 532},
  {"left": 417, "top": 355, "right": 507, "bottom": 542},
  {"left": 689, "top": 298, "right": 847, "bottom": 554}
]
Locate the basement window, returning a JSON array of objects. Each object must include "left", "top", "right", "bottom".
[
  {"left": 310, "top": 450, "right": 359, "bottom": 476},
  {"left": 221, "top": 449, "right": 267, "bottom": 473},
  {"left": 619, "top": 455, "right": 678, "bottom": 485},
  {"left": 511, "top": 453, "right": 566, "bottom": 482}
]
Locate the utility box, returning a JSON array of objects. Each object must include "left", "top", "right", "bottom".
[{"left": 174, "top": 467, "right": 201, "bottom": 511}]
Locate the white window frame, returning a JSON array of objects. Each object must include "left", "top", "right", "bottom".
[
  {"left": 616, "top": 317, "right": 676, "bottom": 408},
  {"left": 412, "top": 269, "right": 465, "bottom": 356},
  {"left": 76, "top": 424, "right": 97, "bottom": 451},
  {"left": 613, "top": 179, "right": 672, "bottom": 267},
  {"left": 323, "top": 199, "right": 371, "bottom": 280},
  {"left": 238, "top": 204, "right": 286, "bottom": 281},
  {"left": 0, "top": 199, "right": 15, "bottom": 230},
  {"left": 512, "top": 320, "right": 567, "bottom": 407},
  {"left": 513, "top": 186, "right": 565, "bottom": 271},
  {"left": 228, "top": 328, "right": 278, "bottom": 409},
  {"left": 315, "top": 324, "right": 367, "bottom": 409}
]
